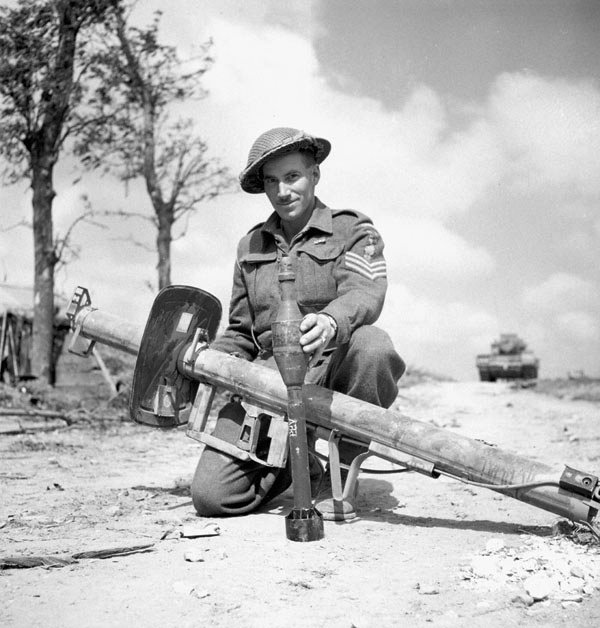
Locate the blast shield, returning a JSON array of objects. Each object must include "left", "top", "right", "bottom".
[{"left": 130, "top": 285, "right": 221, "bottom": 428}]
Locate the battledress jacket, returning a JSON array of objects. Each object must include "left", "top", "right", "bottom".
[{"left": 211, "top": 199, "right": 388, "bottom": 361}]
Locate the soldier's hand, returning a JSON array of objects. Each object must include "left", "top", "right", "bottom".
[{"left": 299, "top": 313, "right": 337, "bottom": 368}]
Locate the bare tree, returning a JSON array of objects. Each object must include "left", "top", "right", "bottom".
[
  {"left": 77, "top": 5, "right": 235, "bottom": 291},
  {"left": 0, "top": 0, "right": 115, "bottom": 385}
]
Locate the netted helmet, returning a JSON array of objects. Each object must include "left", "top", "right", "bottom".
[{"left": 239, "top": 127, "right": 331, "bottom": 194}]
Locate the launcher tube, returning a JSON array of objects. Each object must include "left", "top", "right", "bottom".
[
  {"left": 183, "top": 347, "right": 595, "bottom": 525},
  {"left": 70, "top": 304, "right": 598, "bottom": 528},
  {"left": 74, "top": 306, "right": 141, "bottom": 356}
]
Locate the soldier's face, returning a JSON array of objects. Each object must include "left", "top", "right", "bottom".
[{"left": 262, "top": 152, "right": 320, "bottom": 234}]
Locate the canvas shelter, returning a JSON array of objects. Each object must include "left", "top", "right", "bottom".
[{"left": 0, "top": 283, "right": 70, "bottom": 384}]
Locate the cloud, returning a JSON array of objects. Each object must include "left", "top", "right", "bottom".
[
  {"left": 488, "top": 73, "right": 600, "bottom": 195},
  {"left": 380, "top": 216, "right": 495, "bottom": 281},
  {"left": 555, "top": 311, "right": 600, "bottom": 342},
  {"left": 520, "top": 273, "right": 600, "bottom": 371},
  {"left": 168, "top": 17, "right": 600, "bottom": 231},
  {"left": 139, "top": 0, "right": 322, "bottom": 46},
  {"left": 522, "top": 272, "right": 600, "bottom": 312},
  {"left": 382, "top": 283, "right": 497, "bottom": 344},
  {"left": 193, "top": 19, "right": 509, "bottom": 223}
]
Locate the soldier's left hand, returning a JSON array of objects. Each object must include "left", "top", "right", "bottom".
[{"left": 299, "top": 313, "right": 336, "bottom": 368}]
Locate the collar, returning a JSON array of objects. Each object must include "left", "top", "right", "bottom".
[{"left": 260, "top": 198, "right": 333, "bottom": 239}]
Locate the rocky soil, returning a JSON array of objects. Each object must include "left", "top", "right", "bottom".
[{"left": 1, "top": 378, "right": 599, "bottom": 627}]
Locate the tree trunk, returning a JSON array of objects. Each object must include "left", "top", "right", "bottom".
[
  {"left": 26, "top": 2, "right": 82, "bottom": 385},
  {"left": 156, "top": 212, "right": 172, "bottom": 291},
  {"left": 31, "top": 161, "right": 57, "bottom": 385}
]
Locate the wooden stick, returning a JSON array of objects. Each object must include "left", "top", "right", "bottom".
[
  {"left": 0, "top": 542, "right": 155, "bottom": 570},
  {"left": 92, "top": 345, "right": 118, "bottom": 395},
  {"left": 0, "top": 312, "right": 7, "bottom": 369},
  {"left": 0, "top": 408, "right": 73, "bottom": 424},
  {"left": 0, "top": 409, "right": 127, "bottom": 424}
]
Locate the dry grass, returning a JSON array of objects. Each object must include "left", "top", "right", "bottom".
[
  {"left": 533, "top": 377, "right": 600, "bottom": 403},
  {"left": 398, "top": 365, "right": 454, "bottom": 388}
]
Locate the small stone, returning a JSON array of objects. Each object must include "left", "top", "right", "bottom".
[
  {"left": 520, "top": 558, "right": 538, "bottom": 572},
  {"left": 418, "top": 585, "right": 439, "bottom": 595},
  {"left": 582, "top": 583, "right": 596, "bottom": 595},
  {"left": 560, "top": 593, "right": 582, "bottom": 603},
  {"left": 485, "top": 538, "right": 505, "bottom": 554},
  {"left": 500, "top": 556, "right": 516, "bottom": 575},
  {"left": 172, "top": 581, "right": 194, "bottom": 595},
  {"left": 471, "top": 556, "right": 500, "bottom": 577},
  {"left": 153, "top": 511, "right": 183, "bottom": 526},
  {"left": 512, "top": 593, "right": 534, "bottom": 607},
  {"left": 184, "top": 549, "right": 207, "bottom": 562},
  {"left": 524, "top": 574, "right": 555, "bottom": 601},
  {"left": 181, "top": 523, "right": 220, "bottom": 538},
  {"left": 570, "top": 565, "right": 585, "bottom": 579},
  {"left": 190, "top": 587, "right": 210, "bottom": 599},
  {"left": 173, "top": 476, "right": 192, "bottom": 489},
  {"left": 552, "top": 558, "right": 571, "bottom": 577},
  {"left": 160, "top": 527, "right": 180, "bottom": 541},
  {"left": 560, "top": 576, "right": 584, "bottom": 594}
]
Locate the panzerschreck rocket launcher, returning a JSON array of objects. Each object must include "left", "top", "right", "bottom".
[{"left": 66, "top": 284, "right": 600, "bottom": 542}]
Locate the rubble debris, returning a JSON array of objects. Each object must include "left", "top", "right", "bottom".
[
  {"left": 462, "top": 531, "right": 600, "bottom": 607},
  {"left": 552, "top": 518, "right": 598, "bottom": 545}
]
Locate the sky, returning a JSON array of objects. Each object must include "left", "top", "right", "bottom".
[{"left": 1, "top": 0, "right": 600, "bottom": 381}]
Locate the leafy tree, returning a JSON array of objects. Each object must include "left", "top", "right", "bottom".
[
  {"left": 77, "top": 5, "right": 235, "bottom": 291},
  {"left": 0, "top": 0, "right": 115, "bottom": 385}
]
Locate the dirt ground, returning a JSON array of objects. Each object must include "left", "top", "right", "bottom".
[{"left": 1, "top": 378, "right": 599, "bottom": 628}]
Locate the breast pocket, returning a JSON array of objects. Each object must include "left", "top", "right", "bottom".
[
  {"left": 296, "top": 242, "right": 343, "bottom": 308},
  {"left": 239, "top": 252, "right": 279, "bottom": 318}
]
